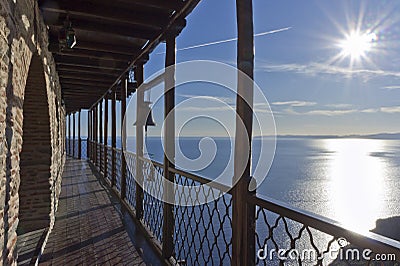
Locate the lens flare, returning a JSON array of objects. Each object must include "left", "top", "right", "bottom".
[{"left": 339, "top": 31, "right": 377, "bottom": 60}]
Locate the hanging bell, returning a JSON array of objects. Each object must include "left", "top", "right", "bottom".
[{"left": 134, "top": 101, "right": 156, "bottom": 133}]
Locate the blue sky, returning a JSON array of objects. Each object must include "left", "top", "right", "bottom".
[{"left": 75, "top": 0, "right": 400, "bottom": 137}]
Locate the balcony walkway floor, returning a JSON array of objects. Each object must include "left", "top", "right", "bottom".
[{"left": 39, "top": 158, "right": 162, "bottom": 265}]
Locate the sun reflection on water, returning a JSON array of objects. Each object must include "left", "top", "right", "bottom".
[{"left": 324, "top": 138, "right": 387, "bottom": 233}]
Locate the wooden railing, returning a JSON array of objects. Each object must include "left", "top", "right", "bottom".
[
  {"left": 84, "top": 139, "right": 400, "bottom": 265},
  {"left": 65, "top": 138, "right": 86, "bottom": 159}
]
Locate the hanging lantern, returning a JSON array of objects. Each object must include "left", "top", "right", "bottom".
[{"left": 59, "top": 18, "right": 76, "bottom": 50}]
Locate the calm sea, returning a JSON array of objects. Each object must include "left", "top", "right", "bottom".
[{"left": 120, "top": 136, "right": 400, "bottom": 233}]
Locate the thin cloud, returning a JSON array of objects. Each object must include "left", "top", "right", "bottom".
[
  {"left": 325, "top": 103, "right": 353, "bottom": 108},
  {"left": 305, "top": 109, "right": 357, "bottom": 116},
  {"left": 178, "top": 94, "right": 236, "bottom": 105},
  {"left": 157, "top": 27, "right": 291, "bottom": 54},
  {"left": 257, "top": 62, "right": 400, "bottom": 79},
  {"left": 272, "top": 101, "right": 317, "bottom": 107},
  {"left": 382, "top": 85, "right": 400, "bottom": 90},
  {"left": 381, "top": 106, "right": 400, "bottom": 113},
  {"left": 361, "top": 108, "right": 380, "bottom": 113}
]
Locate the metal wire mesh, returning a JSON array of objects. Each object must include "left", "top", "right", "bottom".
[
  {"left": 125, "top": 151, "right": 137, "bottom": 209},
  {"left": 174, "top": 173, "right": 233, "bottom": 265},
  {"left": 81, "top": 139, "right": 87, "bottom": 159},
  {"left": 79, "top": 139, "right": 400, "bottom": 265},
  {"left": 255, "top": 203, "right": 345, "bottom": 265},
  {"left": 106, "top": 146, "right": 112, "bottom": 183},
  {"left": 96, "top": 143, "right": 101, "bottom": 168},
  {"left": 115, "top": 148, "right": 122, "bottom": 192},
  {"left": 142, "top": 159, "right": 164, "bottom": 244}
]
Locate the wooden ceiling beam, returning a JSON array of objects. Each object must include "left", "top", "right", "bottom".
[
  {"left": 40, "top": 0, "right": 168, "bottom": 29},
  {"left": 55, "top": 55, "right": 128, "bottom": 71},
  {"left": 47, "top": 22, "right": 156, "bottom": 41},
  {"left": 109, "top": 0, "right": 184, "bottom": 10},
  {"left": 56, "top": 62, "right": 125, "bottom": 72},
  {"left": 74, "top": 41, "right": 138, "bottom": 55},
  {"left": 51, "top": 48, "right": 130, "bottom": 63},
  {"left": 58, "top": 73, "right": 115, "bottom": 83},
  {"left": 60, "top": 79, "right": 111, "bottom": 88},
  {"left": 59, "top": 71, "right": 117, "bottom": 80},
  {"left": 57, "top": 66, "right": 122, "bottom": 76}
]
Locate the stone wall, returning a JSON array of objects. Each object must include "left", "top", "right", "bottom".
[{"left": 0, "top": 0, "right": 65, "bottom": 264}]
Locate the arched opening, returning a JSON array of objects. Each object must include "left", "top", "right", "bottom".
[{"left": 17, "top": 54, "right": 52, "bottom": 264}]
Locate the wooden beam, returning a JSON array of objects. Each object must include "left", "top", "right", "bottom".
[
  {"left": 54, "top": 55, "right": 128, "bottom": 70},
  {"left": 48, "top": 23, "right": 155, "bottom": 42},
  {"left": 72, "top": 112, "right": 76, "bottom": 156},
  {"left": 68, "top": 114, "right": 71, "bottom": 155},
  {"left": 232, "top": 0, "right": 256, "bottom": 265},
  {"left": 99, "top": 101, "right": 103, "bottom": 173},
  {"left": 111, "top": 88, "right": 117, "bottom": 187},
  {"left": 57, "top": 66, "right": 121, "bottom": 76},
  {"left": 78, "top": 110, "right": 81, "bottom": 159},
  {"left": 108, "top": 0, "right": 184, "bottom": 11},
  {"left": 64, "top": 92, "right": 100, "bottom": 97},
  {"left": 60, "top": 78, "right": 111, "bottom": 88},
  {"left": 86, "top": 109, "right": 92, "bottom": 160},
  {"left": 58, "top": 72, "right": 116, "bottom": 83},
  {"left": 104, "top": 97, "right": 108, "bottom": 179},
  {"left": 72, "top": 41, "right": 139, "bottom": 55},
  {"left": 40, "top": 0, "right": 168, "bottom": 29},
  {"left": 52, "top": 48, "right": 130, "bottom": 63},
  {"left": 120, "top": 76, "right": 127, "bottom": 199},
  {"left": 135, "top": 62, "right": 144, "bottom": 220},
  {"left": 162, "top": 32, "right": 176, "bottom": 260},
  {"left": 94, "top": 105, "right": 98, "bottom": 165},
  {"left": 48, "top": 32, "right": 140, "bottom": 55}
]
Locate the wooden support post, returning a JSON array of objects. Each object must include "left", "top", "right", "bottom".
[
  {"left": 94, "top": 105, "right": 98, "bottom": 166},
  {"left": 232, "top": 0, "right": 256, "bottom": 265},
  {"left": 97, "top": 106, "right": 99, "bottom": 163},
  {"left": 78, "top": 110, "right": 81, "bottom": 159},
  {"left": 73, "top": 112, "right": 76, "bottom": 157},
  {"left": 68, "top": 114, "right": 71, "bottom": 156},
  {"left": 162, "top": 32, "right": 176, "bottom": 260},
  {"left": 111, "top": 88, "right": 117, "bottom": 187},
  {"left": 121, "top": 76, "right": 128, "bottom": 199},
  {"left": 104, "top": 97, "right": 109, "bottom": 180},
  {"left": 88, "top": 110, "right": 91, "bottom": 159},
  {"left": 135, "top": 62, "right": 145, "bottom": 220},
  {"left": 90, "top": 109, "right": 94, "bottom": 161},
  {"left": 99, "top": 101, "right": 103, "bottom": 173}
]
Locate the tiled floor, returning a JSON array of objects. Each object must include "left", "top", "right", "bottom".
[{"left": 39, "top": 158, "right": 162, "bottom": 265}]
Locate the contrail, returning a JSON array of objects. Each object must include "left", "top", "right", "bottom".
[{"left": 157, "top": 27, "right": 291, "bottom": 54}]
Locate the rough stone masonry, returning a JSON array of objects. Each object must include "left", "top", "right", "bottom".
[{"left": 0, "top": 0, "right": 65, "bottom": 264}]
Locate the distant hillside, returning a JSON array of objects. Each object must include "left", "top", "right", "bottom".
[{"left": 276, "top": 133, "right": 400, "bottom": 140}]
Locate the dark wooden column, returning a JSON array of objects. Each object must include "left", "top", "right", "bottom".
[
  {"left": 121, "top": 75, "right": 128, "bottom": 199},
  {"left": 94, "top": 105, "right": 98, "bottom": 165},
  {"left": 104, "top": 96, "right": 109, "bottom": 179},
  {"left": 111, "top": 88, "right": 117, "bottom": 187},
  {"left": 99, "top": 101, "right": 103, "bottom": 173},
  {"left": 162, "top": 32, "right": 176, "bottom": 260},
  {"left": 88, "top": 109, "right": 91, "bottom": 160},
  {"left": 232, "top": 0, "right": 256, "bottom": 265},
  {"left": 68, "top": 114, "right": 72, "bottom": 156},
  {"left": 78, "top": 110, "right": 81, "bottom": 159},
  {"left": 135, "top": 62, "right": 145, "bottom": 219},
  {"left": 73, "top": 112, "right": 76, "bottom": 157},
  {"left": 90, "top": 108, "right": 94, "bottom": 161}
]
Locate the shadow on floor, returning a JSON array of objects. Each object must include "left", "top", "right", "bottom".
[{"left": 38, "top": 158, "right": 163, "bottom": 265}]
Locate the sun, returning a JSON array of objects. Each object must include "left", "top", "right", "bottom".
[{"left": 338, "top": 31, "right": 377, "bottom": 60}]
